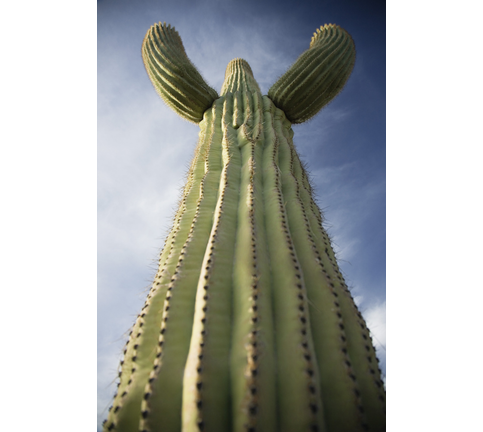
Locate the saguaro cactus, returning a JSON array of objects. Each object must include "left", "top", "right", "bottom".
[{"left": 103, "top": 22, "right": 385, "bottom": 432}]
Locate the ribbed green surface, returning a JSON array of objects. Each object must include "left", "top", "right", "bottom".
[
  {"left": 268, "top": 24, "right": 356, "bottom": 124},
  {"left": 103, "top": 24, "right": 385, "bottom": 432},
  {"left": 142, "top": 23, "right": 219, "bottom": 123}
]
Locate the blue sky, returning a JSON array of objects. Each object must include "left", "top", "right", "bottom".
[{"left": 97, "top": 0, "right": 385, "bottom": 428}]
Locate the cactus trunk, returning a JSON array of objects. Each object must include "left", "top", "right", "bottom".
[{"left": 103, "top": 23, "right": 385, "bottom": 432}]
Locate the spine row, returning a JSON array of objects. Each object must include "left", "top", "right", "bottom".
[
  {"left": 182, "top": 94, "right": 242, "bottom": 431},
  {"left": 261, "top": 96, "right": 323, "bottom": 432}
]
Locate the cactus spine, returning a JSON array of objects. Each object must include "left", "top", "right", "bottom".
[{"left": 103, "top": 22, "right": 385, "bottom": 432}]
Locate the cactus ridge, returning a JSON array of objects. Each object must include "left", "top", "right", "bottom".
[{"left": 104, "top": 24, "right": 385, "bottom": 432}]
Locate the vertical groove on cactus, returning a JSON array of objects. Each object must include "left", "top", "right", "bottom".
[{"left": 104, "top": 23, "right": 385, "bottom": 432}]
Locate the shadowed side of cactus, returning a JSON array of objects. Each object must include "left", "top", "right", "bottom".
[{"left": 103, "top": 22, "right": 385, "bottom": 432}]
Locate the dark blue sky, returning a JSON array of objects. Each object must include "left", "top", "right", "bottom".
[{"left": 98, "top": 0, "right": 385, "bottom": 427}]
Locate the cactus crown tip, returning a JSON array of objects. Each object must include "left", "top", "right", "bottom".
[
  {"left": 224, "top": 58, "right": 254, "bottom": 79},
  {"left": 154, "top": 21, "right": 175, "bottom": 32}
]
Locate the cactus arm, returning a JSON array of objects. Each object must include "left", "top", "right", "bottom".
[
  {"left": 268, "top": 24, "right": 355, "bottom": 124},
  {"left": 142, "top": 23, "right": 219, "bottom": 123}
]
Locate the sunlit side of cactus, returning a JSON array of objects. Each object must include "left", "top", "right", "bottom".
[{"left": 103, "top": 22, "right": 385, "bottom": 432}]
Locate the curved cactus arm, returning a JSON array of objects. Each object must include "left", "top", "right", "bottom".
[
  {"left": 267, "top": 24, "right": 355, "bottom": 124},
  {"left": 142, "top": 22, "right": 219, "bottom": 123}
]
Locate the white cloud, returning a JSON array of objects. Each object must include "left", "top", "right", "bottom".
[
  {"left": 353, "top": 294, "right": 364, "bottom": 308},
  {"left": 364, "top": 300, "right": 386, "bottom": 347},
  {"left": 362, "top": 300, "right": 386, "bottom": 377}
]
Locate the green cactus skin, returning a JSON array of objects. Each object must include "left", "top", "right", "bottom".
[{"left": 103, "top": 22, "right": 385, "bottom": 432}]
